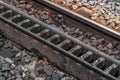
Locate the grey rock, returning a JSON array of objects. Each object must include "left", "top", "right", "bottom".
[
  {"left": 24, "top": 71, "right": 34, "bottom": 79},
  {"left": 83, "top": 0, "right": 88, "bottom": 3},
  {"left": 15, "top": 65, "right": 23, "bottom": 75},
  {"left": 35, "top": 77, "right": 45, "bottom": 80},
  {"left": 2, "top": 71, "right": 8, "bottom": 77},
  {"left": 0, "top": 33, "right": 77, "bottom": 80},
  {"left": 112, "top": 51, "right": 120, "bottom": 55},
  {"left": 40, "top": 13, "right": 49, "bottom": 21},
  {"left": 0, "top": 42, "right": 4, "bottom": 47},
  {"left": 21, "top": 51, "right": 28, "bottom": 57},
  {"left": 52, "top": 74, "right": 61, "bottom": 80},
  {"left": 8, "top": 73, "right": 12, "bottom": 78},
  {"left": 0, "top": 76, "right": 5, "bottom": 80},
  {"left": 15, "top": 57, "right": 22, "bottom": 65},
  {"left": 118, "top": 76, "right": 120, "bottom": 79},
  {"left": 15, "top": 74, "right": 22, "bottom": 78},
  {"left": 2, "top": 63, "right": 11, "bottom": 71},
  {"left": 4, "top": 40, "right": 13, "bottom": 48},
  {"left": 35, "top": 64, "right": 44, "bottom": 71},
  {"left": 103, "top": 0, "right": 107, "bottom": 3},
  {"left": 24, "top": 74, "right": 34, "bottom": 80},
  {"left": 44, "top": 65, "right": 53, "bottom": 76},
  {"left": 115, "top": 2, "right": 120, "bottom": 6},
  {"left": 0, "top": 72, "right": 2, "bottom": 76},
  {"left": 45, "top": 76, "right": 51, "bottom": 80},
  {"left": 4, "top": 57, "right": 14, "bottom": 64},
  {"left": 107, "top": 43, "right": 113, "bottom": 49},
  {"left": 15, "top": 52, "right": 21, "bottom": 57},
  {"left": 31, "top": 56, "right": 38, "bottom": 61},
  {"left": 59, "top": 71, "right": 65, "bottom": 78},
  {"left": 12, "top": 46, "right": 20, "bottom": 53},
  {"left": 22, "top": 55, "right": 31, "bottom": 63},
  {"left": 30, "top": 72, "right": 36, "bottom": 78},
  {"left": 16, "top": 77, "right": 23, "bottom": 80},
  {"left": 0, "top": 56, "right": 4, "bottom": 60},
  {"left": 28, "top": 52, "right": 35, "bottom": 56},
  {"left": 11, "top": 63, "right": 16, "bottom": 69},
  {"left": 8, "top": 76, "right": 16, "bottom": 80},
  {"left": 114, "top": 55, "right": 120, "bottom": 60},
  {"left": 88, "top": 1, "right": 95, "bottom": 6},
  {"left": 27, "top": 60, "right": 37, "bottom": 71},
  {"left": 62, "top": 76, "right": 76, "bottom": 80},
  {"left": 39, "top": 73, "right": 47, "bottom": 78},
  {"left": 10, "top": 70, "right": 15, "bottom": 75},
  {"left": 22, "top": 72, "right": 26, "bottom": 78},
  {"left": 0, "top": 35, "right": 3, "bottom": 38},
  {"left": 11, "top": 76, "right": 16, "bottom": 79},
  {"left": 116, "top": 6, "right": 120, "bottom": 11}
]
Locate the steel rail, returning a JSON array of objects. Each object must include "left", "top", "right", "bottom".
[{"left": 36, "top": 0, "right": 120, "bottom": 41}]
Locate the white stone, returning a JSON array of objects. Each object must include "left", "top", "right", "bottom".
[
  {"left": 5, "top": 57, "right": 13, "bottom": 64},
  {"left": 35, "top": 77, "right": 45, "bottom": 80}
]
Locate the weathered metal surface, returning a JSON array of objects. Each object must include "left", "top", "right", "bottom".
[
  {"left": 0, "top": 19, "right": 102, "bottom": 80},
  {"left": 0, "top": 1, "right": 120, "bottom": 80},
  {"left": 36, "top": 0, "right": 120, "bottom": 41}
]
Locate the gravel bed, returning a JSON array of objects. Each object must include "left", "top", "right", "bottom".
[
  {"left": 50, "top": 0, "right": 120, "bottom": 32},
  {"left": 0, "top": 31, "right": 77, "bottom": 80},
  {"left": 2, "top": 0, "right": 120, "bottom": 60}
]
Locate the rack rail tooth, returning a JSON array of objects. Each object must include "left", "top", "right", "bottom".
[{"left": 0, "top": 2, "right": 120, "bottom": 80}]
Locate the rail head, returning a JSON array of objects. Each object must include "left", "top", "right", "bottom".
[{"left": 37, "top": 0, "right": 120, "bottom": 41}]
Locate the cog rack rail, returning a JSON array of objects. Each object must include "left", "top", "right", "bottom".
[{"left": 0, "top": 1, "right": 120, "bottom": 80}]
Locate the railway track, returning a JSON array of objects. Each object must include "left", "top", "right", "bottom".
[
  {"left": 9, "top": 0, "right": 120, "bottom": 59},
  {"left": 36, "top": 0, "right": 120, "bottom": 40},
  {"left": 49, "top": 0, "right": 120, "bottom": 33},
  {"left": 0, "top": 1, "right": 120, "bottom": 80}
]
